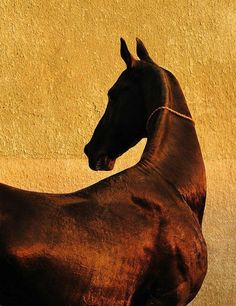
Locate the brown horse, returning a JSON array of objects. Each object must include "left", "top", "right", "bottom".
[{"left": 0, "top": 38, "right": 207, "bottom": 305}]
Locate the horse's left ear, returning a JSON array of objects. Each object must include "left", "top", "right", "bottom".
[
  {"left": 120, "top": 38, "right": 136, "bottom": 68},
  {"left": 136, "top": 38, "right": 153, "bottom": 63}
]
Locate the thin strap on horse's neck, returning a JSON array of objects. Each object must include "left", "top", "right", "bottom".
[{"left": 146, "top": 106, "right": 195, "bottom": 131}]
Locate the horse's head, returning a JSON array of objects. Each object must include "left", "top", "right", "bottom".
[{"left": 84, "top": 38, "right": 157, "bottom": 171}]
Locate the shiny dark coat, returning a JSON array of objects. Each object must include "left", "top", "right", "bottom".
[{"left": 0, "top": 39, "right": 207, "bottom": 306}]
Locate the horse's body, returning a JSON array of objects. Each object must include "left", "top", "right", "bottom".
[{"left": 0, "top": 39, "right": 207, "bottom": 305}]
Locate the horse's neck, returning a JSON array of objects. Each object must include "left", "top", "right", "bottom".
[{"left": 139, "top": 69, "right": 206, "bottom": 224}]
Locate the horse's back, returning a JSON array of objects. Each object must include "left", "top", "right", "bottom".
[
  {"left": 0, "top": 181, "right": 156, "bottom": 305},
  {"left": 0, "top": 180, "right": 207, "bottom": 306}
]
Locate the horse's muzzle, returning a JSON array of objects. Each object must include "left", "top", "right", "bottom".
[
  {"left": 92, "top": 155, "right": 115, "bottom": 171},
  {"left": 84, "top": 144, "right": 115, "bottom": 171}
]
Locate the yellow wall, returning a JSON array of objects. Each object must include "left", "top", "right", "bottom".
[{"left": 0, "top": 1, "right": 235, "bottom": 305}]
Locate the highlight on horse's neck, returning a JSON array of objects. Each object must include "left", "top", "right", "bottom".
[
  {"left": 145, "top": 68, "right": 193, "bottom": 134},
  {"left": 139, "top": 67, "right": 196, "bottom": 169},
  {"left": 138, "top": 67, "right": 206, "bottom": 224},
  {"left": 140, "top": 68, "right": 172, "bottom": 164},
  {"left": 146, "top": 106, "right": 195, "bottom": 131}
]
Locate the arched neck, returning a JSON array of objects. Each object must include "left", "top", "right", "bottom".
[
  {"left": 140, "top": 68, "right": 194, "bottom": 165},
  {"left": 138, "top": 68, "right": 206, "bottom": 224}
]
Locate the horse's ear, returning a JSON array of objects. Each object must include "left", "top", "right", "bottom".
[
  {"left": 120, "top": 38, "right": 136, "bottom": 68},
  {"left": 136, "top": 38, "right": 153, "bottom": 63}
]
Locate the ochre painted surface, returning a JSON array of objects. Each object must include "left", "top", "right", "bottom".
[{"left": 0, "top": 1, "right": 235, "bottom": 305}]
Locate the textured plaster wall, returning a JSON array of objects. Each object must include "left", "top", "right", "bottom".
[{"left": 0, "top": 1, "right": 235, "bottom": 305}]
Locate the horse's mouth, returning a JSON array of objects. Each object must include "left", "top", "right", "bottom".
[{"left": 90, "top": 155, "right": 116, "bottom": 171}]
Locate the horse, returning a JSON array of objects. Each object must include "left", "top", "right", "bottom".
[{"left": 0, "top": 38, "right": 207, "bottom": 306}]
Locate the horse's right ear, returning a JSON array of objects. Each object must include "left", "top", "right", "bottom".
[
  {"left": 136, "top": 38, "right": 153, "bottom": 63},
  {"left": 120, "top": 38, "right": 135, "bottom": 68}
]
